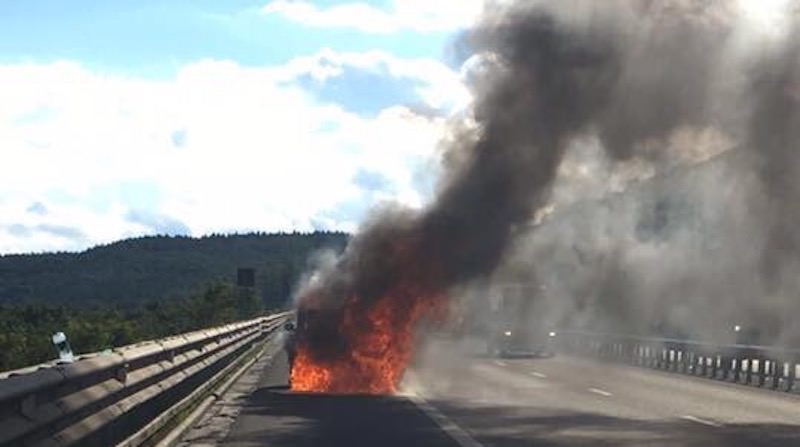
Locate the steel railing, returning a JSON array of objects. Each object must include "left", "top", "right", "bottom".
[
  {"left": 0, "top": 311, "right": 291, "bottom": 447},
  {"left": 558, "top": 330, "right": 800, "bottom": 393}
]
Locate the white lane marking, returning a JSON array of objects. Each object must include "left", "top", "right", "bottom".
[
  {"left": 681, "top": 415, "right": 723, "bottom": 428},
  {"left": 493, "top": 360, "right": 508, "bottom": 367},
  {"left": 404, "top": 390, "right": 484, "bottom": 447},
  {"left": 529, "top": 372, "right": 547, "bottom": 379},
  {"left": 471, "top": 364, "right": 548, "bottom": 390},
  {"left": 588, "top": 387, "right": 613, "bottom": 397}
]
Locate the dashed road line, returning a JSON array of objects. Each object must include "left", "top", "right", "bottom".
[
  {"left": 588, "top": 387, "right": 613, "bottom": 397},
  {"left": 681, "top": 415, "right": 723, "bottom": 428},
  {"left": 529, "top": 372, "right": 547, "bottom": 379},
  {"left": 493, "top": 360, "right": 508, "bottom": 367}
]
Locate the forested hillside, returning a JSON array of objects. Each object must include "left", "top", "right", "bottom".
[
  {"left": 0, "top": 231, "right": 348, "bottom": 309},
  {"left": 0, "top": 232, "right": 348, "bottom": 371}
]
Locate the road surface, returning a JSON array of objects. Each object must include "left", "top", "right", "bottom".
[
  {"left": 409, "top": 337, "right": 800, "bottom": 446},
  {"left": 220, "top": 349, "right": 454, "bottom": 446},
  {"left": 221, "top": 337, "right": 800, "bottom": 446}
]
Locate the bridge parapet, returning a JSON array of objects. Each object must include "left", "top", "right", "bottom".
[
  {"left": 559, "top": 330, "right": 800, "bottom": 393},
  {"left": 0, "top": 311, "right": 291, "bottom": 447}
]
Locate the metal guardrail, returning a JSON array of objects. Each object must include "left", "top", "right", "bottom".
[
  {"left": 0, "top": 311, "right": 291, "bottom": 447},
  {"left": 558, "top": 330, "right": 800, "bottom": 393}
]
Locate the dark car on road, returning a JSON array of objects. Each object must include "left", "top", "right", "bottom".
[{"left": 486, "top": 284, "right": 557, "bottom": 357}]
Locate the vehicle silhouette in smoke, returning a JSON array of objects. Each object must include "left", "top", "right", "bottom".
[
  {"left": 284, "top": 305, "right": 343, "bottom": 390},
  {"left": 283, "top": 308, "right": 323, "bottom": 382},
  {"left": 486, "top": 283, "right": 556, "bottom": 358}
]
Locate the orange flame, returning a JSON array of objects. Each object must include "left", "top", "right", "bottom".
[{"left": 291, "top": 285, "right": 447, "bottom": 395}]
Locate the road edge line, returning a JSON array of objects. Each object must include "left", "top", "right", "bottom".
[{"left": 401, "top": 375, "right": 484, "bottom": 447}]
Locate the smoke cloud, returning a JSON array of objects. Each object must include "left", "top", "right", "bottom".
[
  {"left": 294, "top": 0, "right": 800, "bottom": 391},
  {"left": 489, "top": 0, "right": 800, "bottom": 345}
]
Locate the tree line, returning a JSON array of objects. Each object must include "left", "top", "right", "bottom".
[
  {"left": 0, "top": 282, "right": 264, "bottom": 371},
  {"left": 0, "top": 231, "right": 348, "bottom": 371}
]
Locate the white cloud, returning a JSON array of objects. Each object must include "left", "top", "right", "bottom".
[
  {"left": 261, "top": 0, "right": 484, "bottom": 34},
  {"left": 0, "top": 52, "right": 469, "bottom": 254},
  {"left": 278, "top": 48, "right": 471, "bottom": 111}
]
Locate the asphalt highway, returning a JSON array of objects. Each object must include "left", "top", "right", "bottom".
[
  {"left": 221, "top": 349, "right": 455, "bottom": 446},
  {"left": 221, "top": 337, "right": 800, "bottom": 446}
]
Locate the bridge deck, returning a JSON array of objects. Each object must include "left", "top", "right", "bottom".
[
  {"left": 216, "top": 338, "right": 800, "bottom": 446},
  {"left": 222, "top": 351, "right": 456, "bottom": 446},
  {"left": 411, "top": 337, "right": 800, "bottom": 447}
]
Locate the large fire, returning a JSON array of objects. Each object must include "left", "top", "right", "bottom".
[{"left": 290, "top": 281, "right": 447, "bottom": 394}]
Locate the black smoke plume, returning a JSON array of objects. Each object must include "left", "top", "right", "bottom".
[{"left": 297, "top": 1, "right": 800, "bottom": 364}]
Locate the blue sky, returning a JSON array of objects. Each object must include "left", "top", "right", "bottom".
[
  {"left": 0, "top": 0, "right": 480, "bottom": 253},
  {"left": 0, "top": 1, "right": 459, "bottom": 76}
]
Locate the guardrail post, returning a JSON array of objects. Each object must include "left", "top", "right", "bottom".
[
  {"left": 736, "top": 357, "right": 744, "bottom": 383},
  {"left": 768, "top": 359, "right": 775, "bottom": 388},
  {"left": 649, "top": 345, "right": 657, "bottom": 369},
  {"left": 729, "top": 356, "right": 735, "bottom": 382},
  {"left": 672, "top": 347, "right": 679, "bottom": 372},
  {"left": 692, "top": 352, "right": 708, "bottom": 377},
  {"left": 668, "top": 347, "right": 676, "bottom": 371},
  {"left": 771, "top": 360, "right": 781, "bottom": 390},
  {"left": 683, "top": 349, "right": 690, "bottom": 374},
  {"left": 756, "top": 357, "right": 765, "bottom": 387},
  {"left": 681, "top": 349, "right": 688, "bottom": 374},
  {"left": 710, "top": 354, "right": 718, "bottom": 378},
  {"left": 773, "top": 359, "right": 780, "bottom": 389},
  {"left": 745, "top": 357, "right": 753, "bottom": 385}
]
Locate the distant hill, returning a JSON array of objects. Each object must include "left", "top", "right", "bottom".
[{"left": 0, "top": 232, "right": 349, "bottom": 309}]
